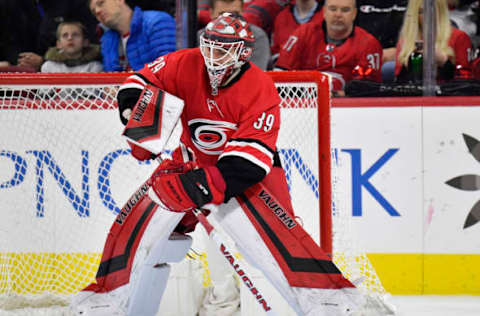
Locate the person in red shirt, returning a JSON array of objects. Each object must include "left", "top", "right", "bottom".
[
  {"left": 70, "top": 12, "right": 364, "bottom": 316},
  {"left": 198, "top": 0, "right": 289, "bottom": 34},
  {"left": 394, "top": 0, "right": 474, "bottom": 83},
  {"left": 271, "top": 0, "right": 324, "bottom": 59},
  {"left": 275, "top": 0, "right": 383, "bottom": 91}
]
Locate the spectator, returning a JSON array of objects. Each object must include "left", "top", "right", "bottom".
[
  {"left": 0, "top": 0, "right": 38, "bottom": 67},
  {"left": 132, "top": 0, "right": 176, "bottom": 17},
  {"left": 271, "top": 0, "right": 324, "bottom": 61},
  {"left": 14, "top": 0, "right": 99, "bottom": 71},
  {"left": 448, "top": 0, "right": 479, "bottom": 47},
  {"left": 88, "top": 0, "right": 176, "bottom": 71},
  {"left": 198, "top": 0, "right": 271, "bottom": 70},
  {"left": 198, "top": 0, "right": 289, "bottom": 34},
  {"left": 275, "top": 0, "right": 383, "bottom": 92},
  {"left": 242, "top": 0, "right": 290, "bottom": 34},
  {"left": 355, "top": 0, "right": 407, "bottom": 82},
  {"left": 473, "top": 54, "right": 480, "bottom": 79},
  {"left": 356, "top": 1, "right": 406, "bottom": 62},
  {"left": 41, "top": 22, "right": 103, "bottom": 73},
  {"left": 394, "top": 0, "right": 474, "bottom": 83}
]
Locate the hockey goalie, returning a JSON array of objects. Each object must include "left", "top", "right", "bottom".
[{"left": 70, "top": 12, "right": 365, "bottom": 316}]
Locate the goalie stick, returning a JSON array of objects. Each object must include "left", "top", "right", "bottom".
[{"left": 191, "top": 207, "right": 278, "bottom": 315}]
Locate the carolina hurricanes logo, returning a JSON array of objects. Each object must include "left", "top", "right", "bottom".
[
  {"left": 188, "top": 119, "right": 237, "bottom": 155},
  {"left": 316, "top": 53, "right": 336, "bottom": 69}
]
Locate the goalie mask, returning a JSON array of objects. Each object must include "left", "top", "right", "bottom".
[{"left": 200, "top": 12, "right": 255, "bottom": 95}]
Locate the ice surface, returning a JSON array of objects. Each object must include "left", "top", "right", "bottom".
[
  {"left": 0, "top": 295, "right": 479, "bottom": 315},
  {"left": 391, "top": 295, "right": 480, "bottom": 316}
]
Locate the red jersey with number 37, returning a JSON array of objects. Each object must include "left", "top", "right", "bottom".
[
  {"left": 125, "top": 48, "right": 281, "bottom": 175},
  {"left": 276, "top": 22, "right": 383, "bottom": 89}
]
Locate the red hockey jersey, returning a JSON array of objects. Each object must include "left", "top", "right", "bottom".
[
  {"left": 276, "top": 22, "right": 383, "bottom": 90},
  {"left": 125, "top": 48, "right": 281, "bottom": 175},
  {"left": 198, "top": 0, "right": 286, "bottom": 34},
  {"left": 271, "top": 4, "right": 324, "bottom": 55}
]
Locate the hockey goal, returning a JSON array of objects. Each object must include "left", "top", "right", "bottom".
[{"left": 0, "top": 72, "right": 390, "bottom": 315}]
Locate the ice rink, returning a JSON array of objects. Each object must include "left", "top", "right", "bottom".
[
  {"left": 391, "top": 295, "right": 480, "bottom": 316},
  {"left": 0, "top": 295, "right": 479, "bottom": 315}
]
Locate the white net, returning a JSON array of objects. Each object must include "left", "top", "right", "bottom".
[
  {"left": 0, "top": 76, "right": 148, "bottom": 311},
  {"left": 0, "top": 72, "right": 391, "bottom": 315}
]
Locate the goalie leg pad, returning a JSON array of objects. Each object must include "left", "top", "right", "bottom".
[
  {"left": 211, "top": 199, "right": 304, "bottom": 315},
  {"left": 127, "top": 233, "right": 193, "bottom": 316},
  {"left": 70, "top": 192, "right": 186, "bottom": 315},
  {"left": 93, "top": 192, "right": 162, "bottom": 292},
  {"left": 213, "top": 199, "right": 364, "bottom": 316},
  {"left": 69, "top": 283, "right": 128, "bottom": 316},
  {"left": 210, "top": 167, "right": 365, "bottom": 315},
  {"left": 238, "top": 167, "right": 354, "bottom": 289}
]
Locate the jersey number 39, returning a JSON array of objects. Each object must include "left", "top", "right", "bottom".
[{"left": 253, "top": 112, "right": 275, "bottom": 132}]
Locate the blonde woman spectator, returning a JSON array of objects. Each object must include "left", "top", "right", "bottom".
[
  {"left": 394, "top": 0, "right": 474, "bottom": 83},
  {"left": 41, "top": 22, "right": 103, "bottom": 73}
]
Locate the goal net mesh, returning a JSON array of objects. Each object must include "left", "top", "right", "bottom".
[{"left": 0, "top": 72, "right": 390, "bottom": 314}]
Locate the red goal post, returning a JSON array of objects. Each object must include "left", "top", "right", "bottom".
[{"left": 268, "top": 71, "right": 332, "bottom": 255}]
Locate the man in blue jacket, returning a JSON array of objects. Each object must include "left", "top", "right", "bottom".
[{"left": 89, "top": 0, "right": 176, "bottom": 71}]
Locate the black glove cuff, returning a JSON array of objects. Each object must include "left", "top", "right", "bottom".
[{"left": 179, "top": 169, "right": 213, "bottom": 208}]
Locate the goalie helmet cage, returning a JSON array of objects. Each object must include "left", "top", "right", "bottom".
[{"left": 0, "top": 72, "right": 391, "bottom": 315}]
